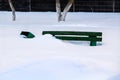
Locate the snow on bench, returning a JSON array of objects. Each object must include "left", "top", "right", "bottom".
[{"left": 42, "top": 31, "right": 102, "bottom": 46}]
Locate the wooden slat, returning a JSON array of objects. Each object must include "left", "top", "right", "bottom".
[
  {"left": 55, "top": 36, "right": 102, "bottom": 41},
  {"left": 42, "top": 31, "right": 102, "bottom": 36}
]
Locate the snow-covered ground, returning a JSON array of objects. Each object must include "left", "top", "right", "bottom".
[{"left": 0, "top": 11, "right": 120, "bottom": 80}]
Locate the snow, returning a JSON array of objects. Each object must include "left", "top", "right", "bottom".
[{"left": 0, "top": 11, "right": 120, "bottom": 80}]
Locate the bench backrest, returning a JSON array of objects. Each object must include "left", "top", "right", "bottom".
[
  {"left": 42, "top": 31, "right": 102, "bottom": 41},
  {"left": 42, "top": 31, "right": 102, "bottom": 36},
  {"left": 42, "top": 31, "right": 102, "bottom": 46}
]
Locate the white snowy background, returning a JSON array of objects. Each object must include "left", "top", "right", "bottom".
[{"left": 0, "top": 11, "right": 120, "bottom": 80}]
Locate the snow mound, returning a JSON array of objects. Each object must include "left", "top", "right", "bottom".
[{"left": 0, "top": 59, "right": 111, "bottom": 80}]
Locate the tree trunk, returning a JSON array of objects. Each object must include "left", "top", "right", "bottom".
[
  {"left": 56, "top": 0, "right": 62, "bottom": 21},
  {"left": 56, "top": 0, "right": 73, "bottom": 22},
  {"left": 29, "top": 0, "right": 31, "bottom": 11},
  {"left": 112, "top": 0, "right": 115, "bottom": 12},
  {"left": 61, "top": 0, "right": 73, "bottom": 21},
  {"left": 8, "top": 0, "right": 16, "bottom": 21}
]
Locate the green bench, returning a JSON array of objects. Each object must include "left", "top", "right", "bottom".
[
  {"left": 42, "top": 31, "right": 102, "bottom": 46},
  {"left": 20, "top": 31, "right": 35, "bottom": 38}
]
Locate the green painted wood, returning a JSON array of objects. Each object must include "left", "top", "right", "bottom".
[
  {"left": 42, "top": 31, "right": 102, "bottom": 46},
  {"left": 42, "top": 31, "right": 102, "bottom": 36},
  {"left": 20, "top": 31, "right": 35, "bottom": 38},
  {"left": 55, "top": 36, "right": 102, "bottom": 41},
  {"left": 90, "top": 41, "right": 97, "bottom": 46}
]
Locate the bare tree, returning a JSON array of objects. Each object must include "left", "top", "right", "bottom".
[
  {"left": 29, "top": 0, "right": 31, "bottom": 11},
  {"left": 8, "top": 0, "right": 16, "bottom": 21},
  {"left": 56, "top": 0, "right": 62, "bottom": 21},
  {"left": 56, "top": 0, "right": 74, "bottom": 21}
]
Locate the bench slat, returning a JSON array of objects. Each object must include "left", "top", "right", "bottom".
[
  {"left": 42, "top": 31, "right": 102, "bottom": 36},
  {"left": 55, "top": 36, "right": 102, "bottom": 41}
]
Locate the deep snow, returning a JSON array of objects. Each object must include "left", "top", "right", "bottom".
[{"left": 0, "top": 11, "right": 120, "bottom": 80}]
